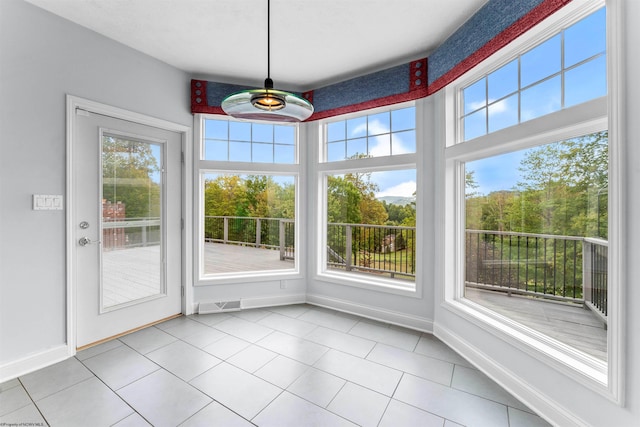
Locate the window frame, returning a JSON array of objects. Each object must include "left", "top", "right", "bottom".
[
  {"left": 323, "top": 105, "right": 417, "bottom": 161},
  {"left": 202, "top": 118, "right": 298, "bottom": 164},
  {"left": 315, "top": 102, "right": 423, "bottom": 297},
  {"left": 441, "top": 0, "right": 623, "bottom": 402},
  {"left": 459, "top": 9, "right": 607, "bottom": 142},
  {"left": 194, "top": 114, "right": 303, "bottom": 285}
]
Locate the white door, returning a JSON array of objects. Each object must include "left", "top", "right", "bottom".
[{"left": 73, "top": 110, "right": 182, "bottom": 348}]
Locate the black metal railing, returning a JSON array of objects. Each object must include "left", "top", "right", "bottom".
[
  {"left": 199, "top": 217, "right": 608, "bottom": 317},
  {"left": 583, "top": 238, "right": 608, "bottom": 320},
  {"left": 204, "top": 216, "right": 295, "bottom": 260},
  {"left": 465, "top": 230, "right": 582, "bottom": 301},
  {"left": 203, "top": 216, "right": 416, "bottom": 280},
  {"left": 327, "top": 223, "right": 416, "bottom": 280},
  {"left": 465, "top": 230, "right": 608, "bottom": 321}
]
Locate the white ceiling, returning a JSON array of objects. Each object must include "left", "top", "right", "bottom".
[{"left": 25, "top": 0, "right": 488, "bottom": 91}]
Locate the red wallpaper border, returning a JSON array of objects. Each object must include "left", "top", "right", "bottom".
[{"left": 428, "top": 0, "right": 571, "bottom": 95}]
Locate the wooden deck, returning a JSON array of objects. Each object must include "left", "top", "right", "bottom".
[
  {"left": 103, "top": 243, "right": 293, "bottom": 307},
  {"left": 103, "top": 246, "right": 162, "bottom": 308},
  {"left": 103, "top": 244, "right": 607, "bottom": 362},
  {"left": 203, "top": 242, "right": 293, "bottom": 274},
  {"left": 465, "top": 287, "right": 607, "bottom": 362}
]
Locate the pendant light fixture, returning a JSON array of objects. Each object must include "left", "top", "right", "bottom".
[{"left": 221, "top": 0, "right": 314, "bottom": 122}]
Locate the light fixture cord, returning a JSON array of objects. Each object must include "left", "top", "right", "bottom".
[{"left": 267, "top": 0, "right": 271, "bottom": 81}]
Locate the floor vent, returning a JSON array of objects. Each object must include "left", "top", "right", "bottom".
[{"left": 198, "top": 300, "right": 242, "bottom": 314}]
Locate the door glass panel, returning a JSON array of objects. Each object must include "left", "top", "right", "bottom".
[{"left": 101, "top": 134, "right": 164, "bottom": 310}]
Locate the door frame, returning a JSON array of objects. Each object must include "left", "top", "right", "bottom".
[{"left": 65, "top": 95, "right": 193, "bottom": 355}]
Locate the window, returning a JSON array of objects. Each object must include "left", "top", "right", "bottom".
[
  {"left": 203, "top": 119, "right": 296, "bottom": 163},
  {"left": 325, "top": 107, "right": 416, "bottom": 161},
  {"left": 201, "top": 173, "right": 295, "bottom": 275},
  {"left": 319, "top": 104, "right": 419, "bottom": 294},
  {"left": 444, "top": 3, "right": 615, "bottom": 388},
  {"left": 195, "top": 116, "right": 300, "bottom": 283},
  {"left": 461, "top": 8, "right": 606, "bottom": 141},
  {"left": 464, "top": 132, "right": 608, "bottom": 362}
]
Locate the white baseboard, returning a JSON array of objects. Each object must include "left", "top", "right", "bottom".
[
  {"left": 434, "top": 324, "right": 588, "bottom": 427},
  {"left": 0, "top": 345, "right": 71, "bottom": 383},
  {"left": 241, "top": 293, "right": 307, "bottom": 310},
  {"left": 306, "top": 293, "right": 434, "bottom": 333}
]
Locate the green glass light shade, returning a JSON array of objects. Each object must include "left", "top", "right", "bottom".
[
  {"left": 220, "top": 0, "right": 313, "bottom": 122},
  {"left": 221, "top": 78, "right": 313, "bottom": 122}
]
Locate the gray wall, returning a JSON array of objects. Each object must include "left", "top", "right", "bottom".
[{"left": 0, "top": 0, "right": 191, "bottom": 364}]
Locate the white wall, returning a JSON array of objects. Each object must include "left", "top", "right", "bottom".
[
  {"left": 432, "top": 1, "right": 640, "bottom": 425},
  {"left": 0, "top": 0, "right": 191, "bottom": 366}
]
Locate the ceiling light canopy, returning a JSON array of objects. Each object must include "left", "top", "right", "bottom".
[{"left": 221, "top": 0, "right": 313, "bottom": 122}]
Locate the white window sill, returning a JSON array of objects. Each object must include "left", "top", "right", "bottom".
[
  {"left": 196, "top": 270, "right": 302, "bottom": 286},
  {"left": 315, "top": 270, "right": 420, "bottom": 298},
  {"left": 441, "top": 296, "right": 617, "bottom": 401}
]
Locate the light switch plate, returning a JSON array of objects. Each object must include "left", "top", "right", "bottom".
[{"left": 33, "top": 194, "right": 64, "bottom": 210}]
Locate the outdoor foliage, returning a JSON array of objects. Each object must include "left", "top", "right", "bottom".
[
  {"left": 202, "top": 175, "right": 295, "bottom": 246},
  {"left": 326, "top": 171, "right": 416, "bottom": 277},
  {"left": 201, "top": 169, "right": 417, "bottom": 279},
  {"left": 204, "top": 175, "right": 295, "bottom": 220},
  {"left": 102, "top": 136, "right": 161, "bottom": 219},
  {"left": 466, "top": 131, "right": 608, "bottom": 237},
  {"left": 465, "top": 131, "right": 608, "bottom": 297}
]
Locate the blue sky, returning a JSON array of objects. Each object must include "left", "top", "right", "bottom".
[
  {"left": 205, "top": 120, "right": 296, "bottom": 164},
  {"left": 326, "top": 107, "right": 416, "bottom": 162},
  {"left": 461, "top": 8, "right": 605, "bottom": 195},
  {"left": 327, "top": 107, "right": 417, "bottom": 197},
  {"left": 370, "top": 169, "right": 416, "bottom": 198},
  {"left": 374, "top": 170, "right": 416, "bottom": 198},
  {"left": 462, "top": 8, "right": 605, "bottom": 141},
  {"left": 466, "top": 151, "right": 524, "bottom": 196}
]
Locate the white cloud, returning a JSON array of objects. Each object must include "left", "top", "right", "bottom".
[
  {"left": 468, "top": 100, "right": 486, "bottom": 111},
  {"left": 376, "top": 180, "right": 417, "bottom": 198},
  {"left": 366, "top": 120, "right": 388, "bottom": 136},
  {"left": 350, "top": 122, "right": 367, "bottom": 137},
  {"left": 368, "top": 134, "right": 391, "bottom": 157},
  {"left": 366, "top": 120, "right": 411, "bottom": 157},
  {"left": 487, "top": 97, "right": 509, "bottom": 115},
  {"left": 468, "top": 97, "right": 515, "bottom": 117}
]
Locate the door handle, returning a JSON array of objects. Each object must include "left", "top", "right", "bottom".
[{"left": 79, "top": 237, "right": 102, "bottom": 246}]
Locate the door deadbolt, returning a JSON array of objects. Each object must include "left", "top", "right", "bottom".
[{"left": 78, "top": 237, "right": 101, "bottom": 246}]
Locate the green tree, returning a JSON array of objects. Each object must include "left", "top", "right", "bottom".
[
  {"left": 203, "top": 174, "right": 296, "bottom": 220},
  {"left": 272, "top": 182, "right": 295, "bottom": 219},
  {"left": 515, "top": 131, "right": 608, "bottom": 237},
  {"left": 466, "top": 170, "right": 479, "bottom": 198},
  {"left": 464, "top": 132, "right": 608, "bottom": 297},
  {"left": 204, "top": 175, "right": 249, "bottom": 217},
  {"left": 245, "top": 175, "right": 269, "bottom": 217},
  {"left": 342, "top": 170, "right": 388, "bottom": 225},
  {"left": 384, "top": 201, "right": 415, "bottom": 226},
  {"left": 102, "top": 137, "right": 161, "bottom": 218},
  {"left": 327, "top": 175, "right": 362, "bottom": 224}
]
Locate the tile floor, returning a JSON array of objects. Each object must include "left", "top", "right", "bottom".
[{"left": 0, "top": 304, "right": 551, "bottom": 427}]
